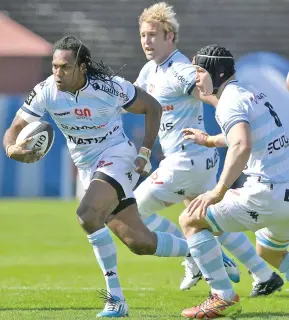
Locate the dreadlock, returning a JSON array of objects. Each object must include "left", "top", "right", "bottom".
[{"left": 53, "top": 35, "right": 124, "bottom": 85}]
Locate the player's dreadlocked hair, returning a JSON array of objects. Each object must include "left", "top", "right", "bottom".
[
  {"left": 53, "top": 35, "right": 120, "bottom": 82},
  {"left": 194, "top": 44, "right": 235, "bottom": 93}
]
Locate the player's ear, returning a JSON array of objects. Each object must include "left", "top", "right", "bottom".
[
  {"left": 191, "top": 56, "right": 196, "bottom": 65},
  {"left": 166, "top": 31, "right": 175, "bottom": 42},
  {"left": 80, "top": 63, "right": 87, "bottom": 74}
]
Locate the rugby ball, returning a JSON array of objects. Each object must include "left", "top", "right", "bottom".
[{"left": 16, "top": 121, "right": 55, "bottom": 159}]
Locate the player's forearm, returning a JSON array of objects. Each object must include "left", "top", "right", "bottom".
[
  {"left": 206, "top": 134, "right": 226, "bottom": 147},
  {"left": 142, "top": 102, "right": 162, "bottom": 150},
  {"left": 214, "top": 142, "right": 250, "bottom": 195},
  {"left": 3, "top": 126, "right": 21, "bottom": 149}
]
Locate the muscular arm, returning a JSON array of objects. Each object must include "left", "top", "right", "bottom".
[
  {"left": 214, "top": 122, "right": 251, "bottom": 195},
  {"left": 207, "top": 133, "right": 227, "bottom": 147},
  {"left": 3, "top": 115, "right": 28, "bottom": 150},
  {"left": 126, "top": 86, "right": 162, "bottom": 150}
]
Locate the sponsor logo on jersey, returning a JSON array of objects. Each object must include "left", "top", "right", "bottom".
[
  {"left": 162, "top": 105, "right": 174, "bottom": 112},
  {"left": 74, "top": 108, "right": 91, "bottom": 119},
  {"left": 61, "top": 124, "right": 106, "bottom": 130},
  {"left": 159, "top": 122, "right": 174, "bottom": 131},
  {"left": 99, "top": 84, "right": 129, "bottom": 102},
  {"left": 267, "top": 134, "right": 289, "bottom": 154},
  {"left": 25, "top": 89, "right": 37, "bottom": 106},
  {"left": 206, "top": 149, "right": 219, "bottom": 170},
  {"left": 54, "top": 111, "right": 70, "bottom": 117},
  {"left": 67, "top": 125, "right": 120, "bottom": 145},
  {"left": 148, "top": 84, "right": 155, "bottom": 93},
  {"left": 250, "top": 92, "right": 267, "bottom": 104},
  {"left": 171, "top": 66, "right": 190, "bottom": 86}
]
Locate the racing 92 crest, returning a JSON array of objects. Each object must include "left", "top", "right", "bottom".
[{"left": 25, "top": 89, "right": 37, "bottom": 106}]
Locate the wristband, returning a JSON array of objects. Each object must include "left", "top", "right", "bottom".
[{"left": 137, "top": 147, "right": 151, "bottom": 161}]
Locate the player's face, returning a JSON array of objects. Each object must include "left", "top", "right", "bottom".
[
  {"left": 52, "top": 50, "right": 85, "bottom": 93},
  {"left": 140, "top": 21, "right": 174, "bottom": 64},
  {"left": 195, "top": 66, "right": 214, "bottom": 95}
]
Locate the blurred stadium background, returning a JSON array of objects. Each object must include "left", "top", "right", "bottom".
[{"left": 0, "top": 0, "right": 289, "bottom": 198}]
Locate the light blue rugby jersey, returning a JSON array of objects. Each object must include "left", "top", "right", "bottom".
[
  {"left": 17, "top": 75, "right": 137, "bottom": 169},
  {"left": 216, "top": 80, "right": 289, "bottom": 183},
  {"left": 135, "top": 50, "right": 209, "bottom": 158}
]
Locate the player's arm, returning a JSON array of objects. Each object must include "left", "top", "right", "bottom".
[
  {"left": 126, "top": 86, "right": 162, "bottom": 150},
  {"left": 125, "top": 86, "right": 162, "bottom": 175},
  {"left": 213, "top": 122, "right": 251, "bottom": 197},
  {"left": 3, "top": 85, "right": 46, "bottom": 162},
  {"left": 182, "top": 128, "right": 227, "bottom": 147},
  {"left": 3, "top": 115, "right": 41, "bottom": 163}
]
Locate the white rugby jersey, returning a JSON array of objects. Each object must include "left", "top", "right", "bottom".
[
  {"left": 135, "top": 50, "right": 209, "bottom": 158},
  {"left": 216, "top": 80, "right": 289, "bottom": 183},
  {"left": 17, "top": 75, "right": 137, "bottom": 169}
]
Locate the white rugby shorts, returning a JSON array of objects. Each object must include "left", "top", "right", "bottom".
[
  {"left": 78, "top": 140, "right": 139, "bottom": 199},
  {"left": 138, "top": 148, "right": 219, "bottom": 203},
  {"left": 206, "top": 177, "right": 289, "bottom": 250}
]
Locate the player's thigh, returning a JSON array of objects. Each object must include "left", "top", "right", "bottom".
[
  {"left": 256, "top": 225, "right": 289, "bottom": 268},
  {"left": 108, "top": 202, "right": 157, "bottom": 255},
  {"left": 134, "top": 174, "right": 173, "bottom": 218}
]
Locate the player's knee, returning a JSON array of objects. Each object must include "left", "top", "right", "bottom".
[
  {"left": 76, "top": 201, "right": 105, "bottom": 230},
  {"left": 179, "top": 209, "right": 206, "bottom": 238},
  {"left": 125, "top": 238, "right": 154, "bottom": 255}
]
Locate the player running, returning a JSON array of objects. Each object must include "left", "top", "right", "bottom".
[
  {"left": 180, "top": 44, "right": 287, "bottom": 318},
  {"left": 3, "top": 35, "right": 193, "bottom": 318},
  {"left": 134, "top": 2, "right": 278, "bottom": 296}
]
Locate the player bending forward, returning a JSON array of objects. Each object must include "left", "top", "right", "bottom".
[
  {"left": 134, "top": 2, "right": 279, "bottom": 299},
  {"left": 179, "top": 44, "right": 288, "bottom": 318}
]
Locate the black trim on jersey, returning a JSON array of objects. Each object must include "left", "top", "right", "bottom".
[
  {"left": 159, "top": 49, "right": 179, "bottom": 67},
  {"left": 122, "top": 86, "right": 138, "bottom": 109},
  {"left": 187, "top": 82, "right": 196, "bottom": 95},
  {"left": 111, "top": 198, "right": 136, "bottom": 216},
  {"left": 92, "top": 171, "right": 125, "bottom": 201},
  {"left": 225, "top": 119, "right": 250, "bottom": 136},
  {"left": 80, "top": 75, "right": 90, "bottom": 91},
  {"left": 75, "top": 90, "right": 80, "bottom": 103},
  {"left": 21, "top": 106, "right": 41, "bottom": 118}
]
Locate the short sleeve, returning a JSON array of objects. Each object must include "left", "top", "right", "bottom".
[
  {"left": 134, "top": 63, "right": 150, "bottom": 90},
  {"left": 216, "top": 97, "right": 250, "bottom": 136},
  {"left": 17, "top": 82, "right": 46, "bottom": 122},
  {"left": 114, "top": 76, "right": 137, "bottom": 109},
  {"left": 170, "top": 62, "right": 197, "bottom": 95}
]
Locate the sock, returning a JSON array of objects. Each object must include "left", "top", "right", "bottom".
[
  {"left": 279, "top": 253, "right": 289, "bottom": 281},
  {"left": 87, "top": 227, "right": 124, "bottom": 300},
  {"left": 153, "top": 231, "right": 188, "bottom": 257},
  {"left": 219, "top": 232, "right": 272, "bottom": 283},
  {"left": 188, "top": 230, "right": 235, "bottom": 301},
  {"left": 144, "top": 213, "right": 184, "bottom": 238}
]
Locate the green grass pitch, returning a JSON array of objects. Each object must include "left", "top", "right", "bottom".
[{"left": 0, "top": 200, "right": 288, "bottom": 319}]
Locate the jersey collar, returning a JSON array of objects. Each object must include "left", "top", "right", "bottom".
[{"left": 158, "top": 49, "right": 179, "bottom": 67}]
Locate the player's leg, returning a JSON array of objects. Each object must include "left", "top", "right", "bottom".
[
  {"left": 218, "top": 230, "right": 278, "bottom": 292},
  {"left": 77, "top": 177, "right": 129, "bottom": 318},
  {"left": 179, "top": 207, "right": 241, "bottom": 319},
  {"left": 251, "top": 226, "right": 289, "bottom": 297},
  {"left": 181, "top": 196, "right": 240, "bottom": 290},
  {"left": 134, "top": 166, "right": 183, "bottom": 238}
]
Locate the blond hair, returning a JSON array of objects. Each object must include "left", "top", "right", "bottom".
[{"left": 139, "top": 2, "right": 180, "bottom": 43}]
